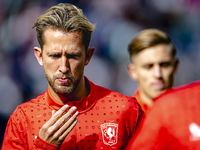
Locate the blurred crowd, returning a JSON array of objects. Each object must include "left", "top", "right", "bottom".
[{"left": 0, "top": 0, "right": 200, "bottom": 147}]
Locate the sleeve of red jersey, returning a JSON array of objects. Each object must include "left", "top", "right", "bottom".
[
  {"left": 125, "top": 96, "right": 171, "bottom": 150},
  {"left": 33, "top": 136, "right": 59, "bottom": 150},
  {"left": 1, "top": 112, "right": 29, "bottom": 150},
  {"left": 1, "top": 108, "right": 59, "bottom": 150}
]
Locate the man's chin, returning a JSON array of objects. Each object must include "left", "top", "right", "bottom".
[{"left": 52, "top": 86, "right": 74, "bottom": 95}]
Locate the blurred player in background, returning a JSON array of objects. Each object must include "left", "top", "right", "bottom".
[
  {"left": 127, "top": 28, "right": 179, "bottom": 113},
  {"left": 126, "top": 81, "right": 200, "bottom": 149}
]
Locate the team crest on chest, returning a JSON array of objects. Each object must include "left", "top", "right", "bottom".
[{"left": 100, "top": 123, "right": 118, "bottom": 146}]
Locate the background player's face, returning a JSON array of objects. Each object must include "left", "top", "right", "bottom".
[
  {"left": 128, "top": 44, "right": 178, "bottom": 99},
  {"left": 35, "top": 29, "right": 90, "bottom": 95}
]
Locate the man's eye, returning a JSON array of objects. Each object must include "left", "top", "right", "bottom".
[
  {"left": 67, "top": 54, "right": 79, "bottom": 59},
  {"left": 160, "top": 62, "right": 171, "bottom": 67},
  {"left": 50, "top": 54, "right": 61, "bottom": 58},
  {"left": 143, "top": 64, "right": 153, "bottom": 69}
]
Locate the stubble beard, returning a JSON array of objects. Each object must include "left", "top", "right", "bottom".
[{"left": 44, "top": 71, "right": 82, "bottom": 95}]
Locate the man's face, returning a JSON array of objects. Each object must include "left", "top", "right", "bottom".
[
  {"left": 36, "top": 29, "right": 90, "bottom": 95},
  {"left": 128, "top": 44, "right": 178, "bottom": 99}
]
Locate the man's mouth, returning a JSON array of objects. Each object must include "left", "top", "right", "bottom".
[
  {"left": 57, "top": 78, "right": 70, "bottom": 84},
  {"left": 152, "top": 82, "right": 165, "bottom": 90}
]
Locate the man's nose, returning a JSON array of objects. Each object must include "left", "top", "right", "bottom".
[
  {"left": 59, "top": 56, "right": 69, "bottom": 73},
  {"left": 153, "top": 66, "right": 162, "bottom": 78}
]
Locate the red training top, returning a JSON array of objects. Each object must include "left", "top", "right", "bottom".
[
  {"left": 2, "top": 78, "right": 143, "bottom": 150},
  {"left": 127, "top": 81, "right": 200, "bottom": 150},
  {"left": 132, "top": 88, "right": 172, "bottom": 113},
  {"left": 132, "top": 90, "right": 149, "bottom": 113}
]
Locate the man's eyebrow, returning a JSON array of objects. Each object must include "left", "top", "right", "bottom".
[
  {"left": 142, "top": 63, "right": 153, "bottom": 66},
  {"left": 46, "top": 51, "right": 61, "bottom": 55},
  {"left": 66, "top": 51, "right": 82, "bottom": 55},
  {"left": 142, "top": 62, "right": 154, "bottom": 65}
]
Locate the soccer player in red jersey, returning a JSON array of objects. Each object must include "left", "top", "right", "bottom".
[
  {"left": 126, "top": 81, "right": 200, "bottom": 149},
  {"left": 127, "top": 29, "right": 179, "bottom": 113},
  {"left": 1, "top": 3, "right": 144, "bottom": 150}
]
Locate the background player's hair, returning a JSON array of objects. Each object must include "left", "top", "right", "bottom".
[{"left": 128, "top": 28, "right": 176, "bottom": 63}]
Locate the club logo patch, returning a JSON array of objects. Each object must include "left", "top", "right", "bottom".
[{"left": 100, "top": 123, "right": 118, "bottom": 146}]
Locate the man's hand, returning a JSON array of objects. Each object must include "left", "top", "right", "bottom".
[{"left": 39, "top": 105, "right": 79, "bottom": 146}]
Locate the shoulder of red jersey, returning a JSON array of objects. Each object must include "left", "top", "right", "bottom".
[
  {"left": 96, "top": 85, "right": 141, "bottom": 112},
  {"left": 29, "top": 91, "right": 46, "bottom": 103},
  {"left": 11, "top": 92, "right": 47, "bottom": 113},
  {"left": 97, "top": 85, "right": 137, "bottom": 100},
  {"left": 154, "top": 80, "right": 200, "bottom": 105}
]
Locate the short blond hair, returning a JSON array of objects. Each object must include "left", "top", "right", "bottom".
[
  {"left": 33, "top": 3, "right": 95, "bottom": 51},
  {"left": 128, "top": 29, "right": 176, "bottom": 63}
]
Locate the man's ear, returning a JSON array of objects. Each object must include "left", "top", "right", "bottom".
[
  {"left": 85, "top": 47, "right": 95, "bottom": 66},
  {"left": 173, "top": 58, "right": 179, "bottom": 73},
  {"left": 127, "top": 63, "right": 138, "bottom": 80},
  {"left": 34, "top": 47, "right": 43, "bottom": 66}
]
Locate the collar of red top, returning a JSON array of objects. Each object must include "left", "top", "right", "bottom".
[
  {"left": 133, "top": 88, "right": 172, "bottom": 113},
  {"left": 133, "top": 90, "right": 149, "bottom": 113},
  {"left": 46, "top": 77, "right": 98, "bottom": 114}
]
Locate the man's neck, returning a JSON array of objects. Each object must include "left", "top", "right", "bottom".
[{"left": 139, "top": 91, "right": 153, "bottom": 107}]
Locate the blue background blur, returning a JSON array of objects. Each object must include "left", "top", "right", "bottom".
[{"left": 0, "top": 0, "right": 200, "bottom": 147}]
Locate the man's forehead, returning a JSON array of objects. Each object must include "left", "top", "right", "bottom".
[{"left": 133, "top": 51, "right": 174, "bottom": 65}]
